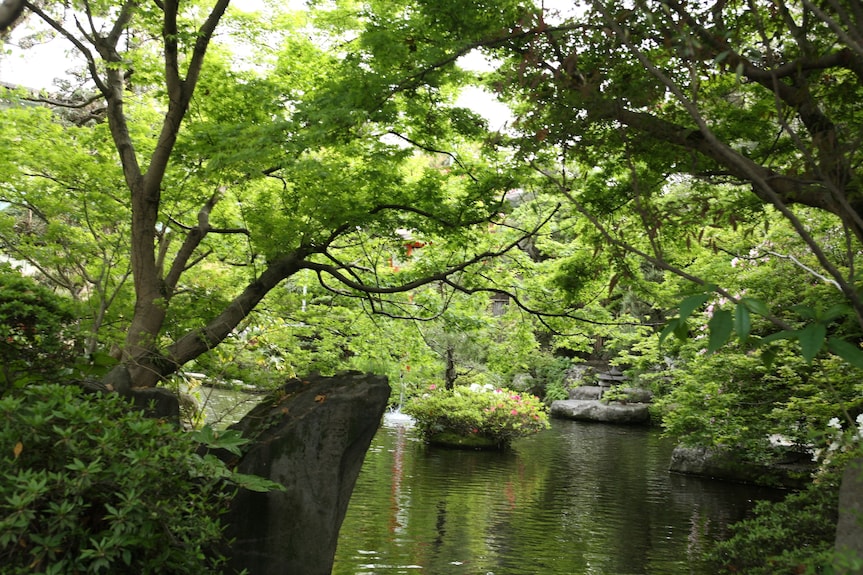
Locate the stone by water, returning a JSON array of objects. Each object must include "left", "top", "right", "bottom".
[{"left": 332, "top": 417, "right": 782, "bottom": 575}]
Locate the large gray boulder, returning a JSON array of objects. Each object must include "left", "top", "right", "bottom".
[
  {"left": 551, "top": 399, "right": 650, "bottom": 424},
  {"left": 221, "top": 371, "right": 391, "bottom": 575},
  {"left": 567, "top": 386, "right": 653, "bottom": 403},
  {"left": 568, "top": 385, "right": 603, "bottom": 400},
  {"left": 668, "top": 445, "right": 811, "bottom": 488}
]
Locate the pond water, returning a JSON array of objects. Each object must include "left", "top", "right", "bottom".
[{"left": 332, "top": 414, "right": 782, "bottom": 575}]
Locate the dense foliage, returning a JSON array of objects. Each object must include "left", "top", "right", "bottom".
[
  {"left": 0, "top": 268, "right": 78, "bottom": 387},
  {"left": 706, "top": 476, "right": 840, "bottom": 574},
  {"left": 404, "top": 384, "right": 550, "bottom": 448},
  {"left": 3, "top": 0, "right": 863, "bottom": 571},
  {"left": 0, "top": 384, "right": 234, "bottom": 573},
  {"left": 704, "top": 427, "right": 863, "bottom": 575}
]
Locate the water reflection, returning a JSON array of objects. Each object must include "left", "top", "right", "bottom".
[{"left": 333, "top": 417, "right": 781, "bottom": 575}]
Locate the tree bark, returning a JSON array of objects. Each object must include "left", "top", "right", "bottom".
[
  {"left": 128, "top": 251, "right": 307, "bottom": 388},
  {"left": 0, "top": 0, "right": 25, "bottom": 33},
  {"left": 444, "top": 346, "right": 457, "bottom": 390}
]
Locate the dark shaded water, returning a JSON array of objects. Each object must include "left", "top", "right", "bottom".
[{"left": 332, "top": 414, "right": 782, "bottom": 575}]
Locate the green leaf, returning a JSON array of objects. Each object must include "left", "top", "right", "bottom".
[
  {"left": 792, "top": 304, "right": 818, "bottom": 320},
  {"left": 821, "top": 304, "right": 851, "bottom": 322},
  {"left": 798, "top": 322, "right": 826, "bottom": 363},
  {"left": 679, "top": 293, "right": 711, "bottom": 320},
  {"left": 659, "top": 317, "right": 680, "bottom": 346},
  {"left": 760, "top": 346, "right": 777, "bottom": 369},
  {"left": 758, "top": 329, "right": 797, "bottom": 345},
  {"left": 827, "top": 338, "right": 863, "bottom": 370},
  {"left": 230, "top": 472, "right": 286, "bottom": 493},
  {"left": 707, "top": 309, "right": 733, "bottom": 354},
  {"left": 673, "top": 318, "right": 690, "bottom": 340},
  {"left": 740, "top": 297, "right": 769, "bottom": 316},
  {"left": 191, "top": 426, "right": 249, "bottom": 456},
  {"left": 734, "top": 303, "right": 751, "bottom": 342}
]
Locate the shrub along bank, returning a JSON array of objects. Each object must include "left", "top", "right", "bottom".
[{"left": 0, "top": 383, "right": 277, "bottom": 574}]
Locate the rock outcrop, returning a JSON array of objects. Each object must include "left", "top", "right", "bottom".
[
  {"left": 220, "top": 371, "right": 390, "bottom": 575},
  {"left": 567, "top": 386, "right": 653, "bottom": 403},
  {"left": 551, "top": 399, "right": 650, "bottom": 424},
  {"left": 568, "top": 385, "right": 603, "bottom": 400},
  {"left": 668, "top": 445, "right": 812, "bottom": 489}
]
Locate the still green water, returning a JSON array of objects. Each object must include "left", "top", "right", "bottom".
[{"left": 332, "top": 414, "right": 780, "bottom": 575}]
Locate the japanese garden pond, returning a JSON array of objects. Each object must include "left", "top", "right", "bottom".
[{"left": 331, "top": 413, "right": 783, "bottom": 575}]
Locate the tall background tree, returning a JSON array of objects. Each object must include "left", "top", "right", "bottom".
[
  {"left": 0, "top": 0, "right": 536, "bottom": 388},
  {"left": 483, "top": 0, "right": 863, "bottom": 354}
]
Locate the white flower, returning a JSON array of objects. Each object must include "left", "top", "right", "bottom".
[
  {"left": 856, "top": 413, "right": 863, "bottom": 427},
  {"left": 828, "top": 417, "right": 842, "bottom": 430}
]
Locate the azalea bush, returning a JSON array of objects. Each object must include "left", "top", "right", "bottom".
[
  {"left": 404, "top": 384, "right": 550, "bottom": 448},
  {"left": 0, "top": 383, "right": 279, "bottom": 574}
]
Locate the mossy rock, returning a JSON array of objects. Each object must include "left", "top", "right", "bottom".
[{"left": 427, "top": 431, "right": 503, "bottom": 450}]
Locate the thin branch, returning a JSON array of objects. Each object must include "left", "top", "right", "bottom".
[
  {"left": 303, "top": 206, "right": 560, "bottom": 296},
  {"left": 385, "top": 131, "right": 479, "bottom": 182},
  {"left": 21, "top": 1, "right": 109, "bottom": 95},
  {"left": 762, "top": 250, "right": 842, "bottom": 291}
]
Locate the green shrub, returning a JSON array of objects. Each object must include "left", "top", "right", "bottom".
[
  {"left": 530, "top": 355, "right": 571, "bottom": 402},
  {"left": 705, "top": 422, "right": 863, "bottom": 575},
  {"left": 704, "top": 473, "right": 840, "bottom": 574},
  {"left": 0, "top": 384, "right": 266, "bottom": 574},
  {"left": 543, "top": 379, "right": 569, "bottom": 404},
  {"left": 404, "top": 384, "right": 550, "bottom": 448},
  {"left": 0, "top": 269, "right": 78, "bottom": 388}
]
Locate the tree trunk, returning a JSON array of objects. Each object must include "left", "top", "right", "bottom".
[
  {"left": 123, "top": 252, "right": 307, "bottom": 388},
  {"left": 444, "top": 346, "right": 457, "bottom": 390}
]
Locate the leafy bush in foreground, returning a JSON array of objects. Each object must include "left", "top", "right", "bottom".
[
  {"left": 404, "top": 384, "right": 550, "bottom": 448},
  {"left": 0, "top": 384, "right": 253, "bottom": 574},
  {"left": 704, "top": 473, "right": 840, "bottom": 574},
  {"left": 706, "top": 415, "right": 863, "bottom": 575}
]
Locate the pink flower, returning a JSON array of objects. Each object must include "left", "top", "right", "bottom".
[
  {"left": 429, "top": 384, "right": 437, "bottom": 391},
  {"left": 510, "top": 409, "right": 518, "bottom": 415}
]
